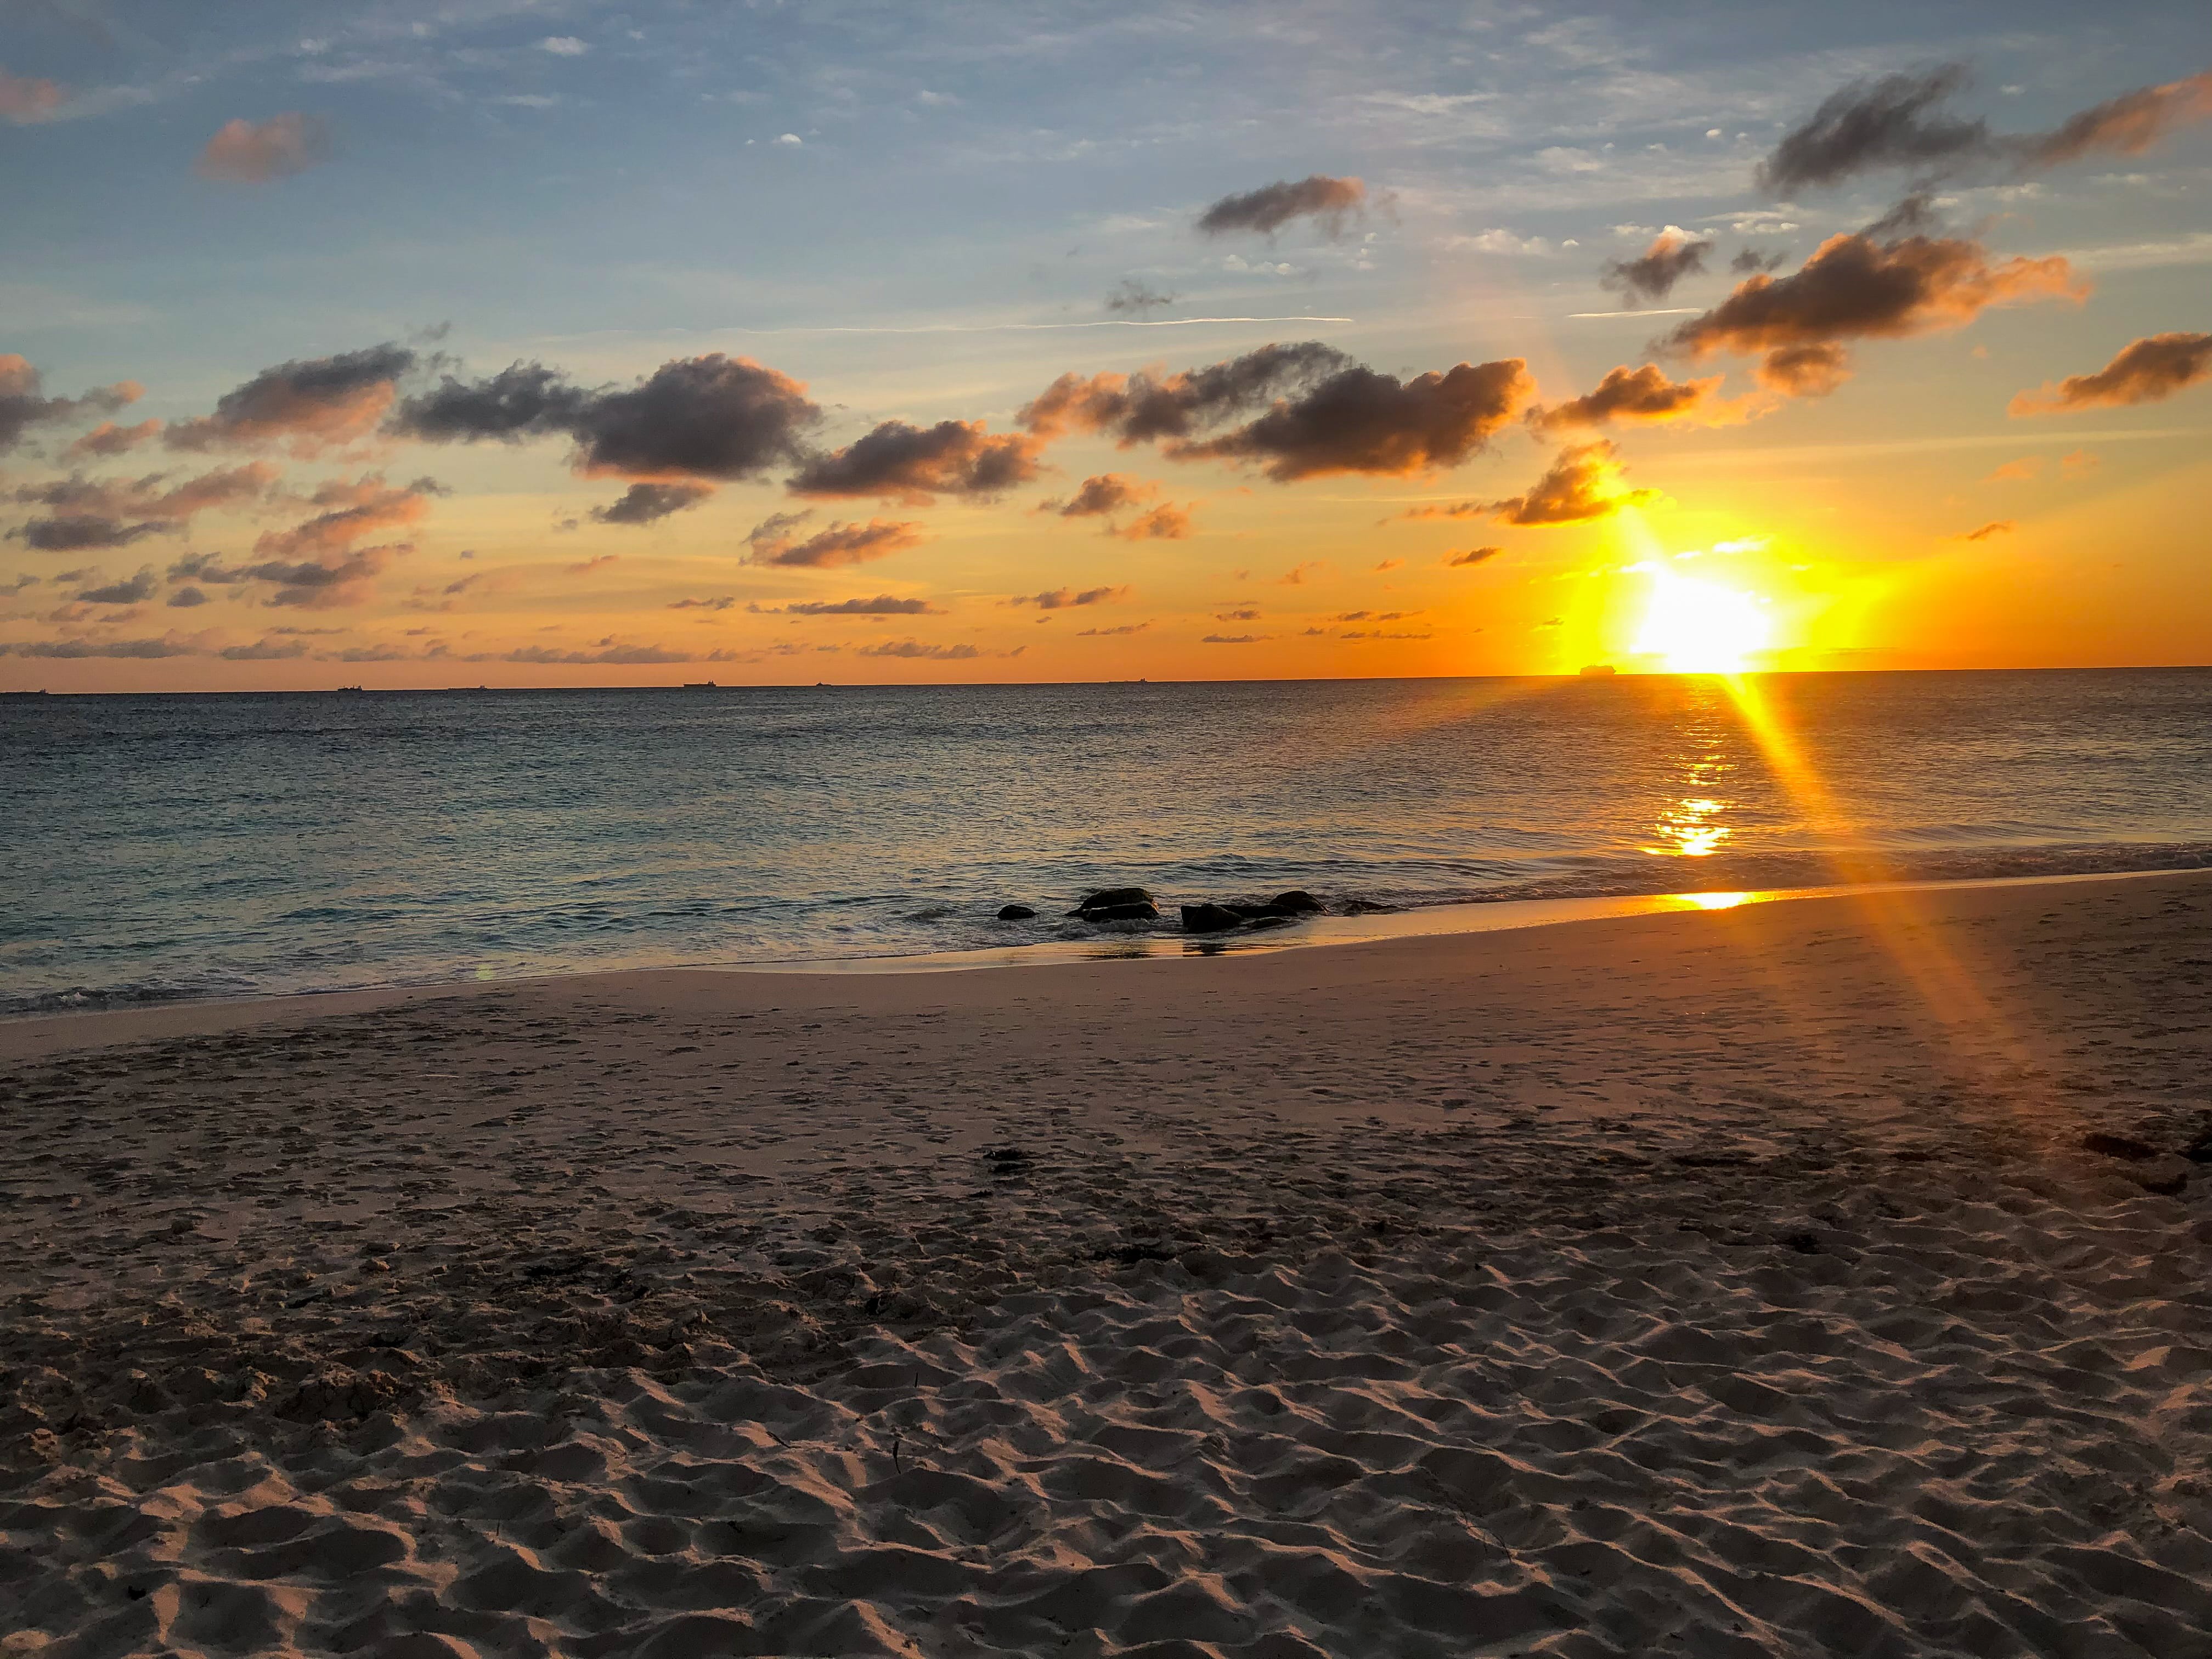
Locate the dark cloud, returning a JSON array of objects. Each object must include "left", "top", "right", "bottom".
[
  {"left": 14, "top": 461, "right": 280, "bottom": 528},
  {"left": 1600, "top": 233, "right": 1711, "bottom": 305},
  {"left": 394, "top": 354, "right": 821, "bottom": 482},
  {"left": 854, "top": 639, "right": 983, "bottom": 660},
  {"left": 2009, "top": 331, "right": 2212, "bottom": 415},
  {"left": 787, "top": 419, "right": 1042, "bottom": 502},
  {"left": 219, "top": 636, "right": 312, "bottom": 661},
  {"left": 591, "top": 481, "right": 714, "bottom": 524},
  {"left": 1756, "top": 342, "right": 1852, "bottom": 397},
  {"left": 668, "top": 596, "right": 738, "bottom": 611},
  {"left": 167, "top": 343, "right": 415, "bottom": 453},
  {"left": 1042, "top": 473, "right": 1155, "bottom": 517},
  {"left": 0, "top": 636, "right": 195, "bottom": 659},
  {"left": 1010, "top": 585, "right": 1130, "bottom": 609},
  {"left": 1758, "top": 65, "right": 2212, "bottom": 194},
  {"left": 743, "top": 514, "right": 926, "bottom": 568},
  {"left": 76, "top": 567, "right": 159, "bottom": 605},
  {"left": 1197, "top": 174, "right": 1366, "bottom": 238},
  {"left": 1076, "top": 622, "right": 1149, "bottom": 636},
  {"left": 1483, "top": 442, "right": 1660, "bottom": 526},
  {"left": 1959, "top": 521, "right": 2014, "bottom": 541},
  {"left": 1171, "top": 358, "right": 1533, "bottom": 481},
  {"left": 1201, "top": 633, "right": 1269, "bottom": 644},
  {"left": 785, "top": 595, "right": 940, "bottom": 615},
  {"left": 1446, "top": 546, "right": 1503, "bottom": 567},
  {"left": 1020, "top": 342, "right": 1351, "bottom": 444},
  {"left": 1662, "top": 221, "right": 2083, "bottom": 395},
  {"left": 1533, "top": 364, "right": 1733, "bottom": 430},
  {"left": 1105, "top": 279, "right": 1177, "bottom": 315},
  {"left": 167, "top": 585, "right": 210, "bottom": 608},
  {"left": 13, "top": 516, "right": 165, "bottom": 551},
  {"left": 197, "top": 113, "right": 332, "bottom": 183},
  {"left": 0, "top": 354, "right": 143, "bottom": 456},
  {"left": 1731, "top": 247, "right": 1787, "bottom": 274},
  {"left": 1114, "top": 503, "right": 1194, "bottom": 540},
  {"left": 501, "top": 643, "right": 699, "bottom": 665}
]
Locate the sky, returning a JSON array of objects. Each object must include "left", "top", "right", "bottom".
[{"left": 1, "top": 0, "right": 2208, "bottom": 691}]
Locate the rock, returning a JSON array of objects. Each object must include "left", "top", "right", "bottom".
[
  {"left": 1077, "top": 901, "right": 1159, "bottom": 922},
  {"left": 1246, "top": 915, "right": 1295, "bottom": 932},
  {"left": 1077, "top": 886, "right": 1153, "bottom": 910},
  {"left": 1224, "top": 902, "right": 1290, "bottom": 919},
  {"left": 2185, "top": 1125, "right": 2212, "bottom": 1164},
  {"left": 1270, "top": 889, "right": 1324, "bottom": 913},
  {"left": 996, "top": 904, "right": 1037, "bottom": 921},
  {"left": 2134, "top": 1156, "right": 2192, "bottom": 1197},
  {"left": 1341, "top": 898, "right": 1401, "bottom": 916},
  {"left": 2081, "top": 1131, "right": 2159, "bottom": 1161},
  {"left": 1181, "top": 903, "right": 1243, "bottom": 933}
]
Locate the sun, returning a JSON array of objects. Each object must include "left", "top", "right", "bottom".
[{"left": 1632, "top": 568, "right": 1772, "bottom": 673}]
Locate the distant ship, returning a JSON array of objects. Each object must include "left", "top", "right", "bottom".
[
  {"left": 682, "top": 680, "right": 719, "bottom": 689},
  {"left": 1578, "top": 663, "right": 1618, "bottom": 678}
]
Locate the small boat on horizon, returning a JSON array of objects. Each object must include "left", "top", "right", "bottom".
[{"left": 1579, "top": 663, "right": 1618, "bottom": 678}]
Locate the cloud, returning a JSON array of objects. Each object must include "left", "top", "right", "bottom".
[
  {"left": 1731, "top": 248, "right": 1788, "bottom": 274},
  {"left": 219, "top": 636, "right": 311, "bottom": 661},
  {"left": 167, "top": 585, "right": 209, "bottom": 608},
  {"left": 1020, "top": 342, "right": 1351, "bottom": 444},
  {"left": 2062, "top": 449, "right": 2101, "bottom": 479},
  {"left": 251, "top": 473, "right": 431, "bottom": 561},
  {"left": 1758, "top": 65, "right": 2212, "bottom": 194},
  {"left": 1482, "top": 442, "right": 1660, "bottom": 526},
  {"left": 0, "top": 354, "right": 143, "bottom": 455},
  {"left": 1396, "top": 501, "right": 1484, "bottom": 522},
  {"left": 503, "top": 643, "right": 696, "bottom": 665},
  {"left": 1533, "top": 363, "right": 1740, "bottom": 430},
  {"left": 784, "top": 595, "right": 941, "bottom": 615},
  {"left": 1277, "top": 561, "right": 1325, "bottom": 585},
  {"left": 743, "top": 514, "right": 925, "bottom": 568},
  {"left": 75, "top": 567, "right": 158, "bottom": 604},
  {"left": 1662, "top": 223, "right": 2084, "bottom": 395},
  {"left": 1114, "top": 503, "right": 1193, "bottom": 540},
  {"left": 168, "top": 342, "right": 414, "bottom": 453},
  {"left": 1105, "top": 279, "right": 1177, "bottom": 315},
  {"left": 13, "top": 516, "right": 165, "bottom": 551},
  {"left": 1216, "top": 607, "right": 1261, "bottom": 621},
  {"left": 394, "top": 354, "right": 820, "bottom": 482},
  {"left": 539, "top": 35, "right": 588, "bottom": 55},
  {"left": 1201, "top": 633, "right": 1269, "bottom": 644},
  {"left": 2008, "top": 331, "right": 2212, "bottom": 414},
  {"left": 1600, "top": 232, "right": 1711, "bottom": 304},
  {"left": 0, "top": 635, "right": 196, "bottom": 659},
  {"left": 1011, "top": 585, "right": 1130, "bottom": 609},
  {"left": 854, "top": 639, "right": 982, "bottom": 660},
  {"left": 565, "top": 554, "right": 618, "bottom": 576},
  {"left": 64, "top": 419, "right": 162, "bottom": 459},
  {"left": 0, "top": 67, "right": 66, "bottom": 124},
  {"left": 196, "top": 113, "right": 334, "bottom": 183},
  {"left": 14, "top": 460, "right": 279, "bottom": 526},
  {"left": 1042, "top": 473, "right": 1155, "bottom": 517},
  {"left": 1959, "top": 521, "right": 2014, "bottom": 541},
  {"left": 1446, "top": 546, "right": 1503, "bottom": 566},
  {"left": 1196, "top": 174, "right": 1365, "bottom": 238},
  {"left": 668, "top": 596, "right": 737, "bottom": 611},
  {"left": 1985, "top": 457, "right": 2042, "bottom": 482},
  {"left": 1176, "top": 358, "right": 1532, "bottom": 481},
  {"left": 1077, "top": 622, "right": 1149, "bottom": 636},
  {"left": 591, "top": 480, "right": 715, "bottom": 524},
  {"left": 1339, "top": 630, "right": 1432, "bottom": 641},
  {"left": 787, "top": 419, "right": 1042, "bottom": 502}
]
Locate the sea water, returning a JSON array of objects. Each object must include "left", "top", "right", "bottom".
[{"left": 4, "top": 670, "right": 2209, "bottom": 1014}]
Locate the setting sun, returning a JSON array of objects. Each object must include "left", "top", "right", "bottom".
[{"left": 1633, "top": 569, "right": 1774, "bottom": 673}]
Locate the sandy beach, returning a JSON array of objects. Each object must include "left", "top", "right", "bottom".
[{"left": 5, "top": 870, "right": 2212, "bottom": 1657}]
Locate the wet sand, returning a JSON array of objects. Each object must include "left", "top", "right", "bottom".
[{"left": 4, "top": 871, "right": 2211, "bottom": 1657}]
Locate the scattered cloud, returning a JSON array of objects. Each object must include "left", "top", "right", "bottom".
[
  {"left": 1959, "top": 520, "right": 2014, "bottom": 540},
  {"left": 75, "top": 567, "right": 159, "bottom": 604},
  {"left": 0, "top": 67, "right": 65, "bottom": 125},
  {"left": 1041, "top": 473, "right": 1155, "bottom": 517},
  {"left": 668, "top": 595, "right": 738, "bottom": 611},
  {"left": 1076, "top": 622, "right": 1149, "bottom": 636},
  {"left": 0, "top": 354, "right": 143, "bottom": 456},
  {"left": 784, "top": 595, "right": 941, "bottom": 616},
  {"left": 1197, "top": 174, "right": 1365, "bottom": 238},
  {"left": 1483, "top": 442, "right": 1660, "bottom": 526},
  {"left": 1105, "top": 279, "right": 1177, "bottom": 315},
  {"left": 1114, "top": 503, "right": 1194, "bottom": 540},
  {"left": 743, "top": 512, "right": 925, "bottom": 568},
  {"left": 1201, "top": 633, "right": 1269, "bottom": 644},
  {"left": 538, "top": 36, "right": 588, "bottom": 55},
  {"left": 0, "top": 635, "right": 198, "bottom": 659},
  {"left": 64, "top": 419, "right": 162, "bottom": 459},
  {"left": 1277, "top": 561, "right": 1325, "bottom": 585},
  {"left": 2008, "top": 331, "right": 2212, "bottom": 414},
  {"left": 1011, "top": 585, "right": 1130, "bottom": 608},
  {"left": 197, "top": 113, "right": 333, "bottom": 183},
  {"left": 787, "top": 419, "right": 1042, "bottom": 503},
  {"left": 1600, "top": 231, "right": 1711, "bottom": 304},
  {"left": 591, "top": 480, "right": 714, "bottom": 524},
  {"left": 1533, "top": 363, "right": 1742, "bottom": 430},
  {"left": 1215, "top": 607, "right": 1260, "bottom": 621},
  {"left": 169, "top": 342, "right": 413, "bottom": 453},
  {"left": 565, "top": 554, "right": 618, "bottom": 576},
  {"left": 1985, "top": 457, "right": 2042, "bottom": 482},
  {"left": 854, "top": 638, "right": 983, "bottom": 660},
  {"left": 1446, "top": 546, "right": 1503, "bottom": 566}
]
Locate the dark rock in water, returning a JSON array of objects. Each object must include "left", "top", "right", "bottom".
[
  {"left": 2186, "top": 1125, "right": 2212, "bottom": 1164},
  {"left": 1225, "top": 902, "right": 1291, "bottom": 920},
  {"left": 1079, "top": 900, "right": 1159, "bottom": 922},
  {"left": 996, "top": 904, "right": 1037, "bottom": 921},
  {"left": 1245, "top": 915, "right": 1295, "bottom": 932},
  {"left": 1182, "top": 902, "right": 1243, "bottom": 933},
  {"left": 1270, "top": 889, "right": 1324, "bottom": 913},
  {"left": 1077, "top": 886, "right": 1153, "bottom": 910},
  {"left": 2134, "top": 1157, "right": 2191, "bottom": 1197},
  {"left": 1340, "top": 898, "right": 1401, "bottom": 916},
  {"left": 2081, "top": 1131, "right": 2158, "bottom": 1161}
]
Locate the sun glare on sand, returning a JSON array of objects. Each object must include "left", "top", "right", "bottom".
[{"left": 1633, "top": 569, "right": 1773, "bottom": 674}]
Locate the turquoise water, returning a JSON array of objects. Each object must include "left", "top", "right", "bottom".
[{"left": 3, "top": 670, "right": 2208, "bottom": 1014}]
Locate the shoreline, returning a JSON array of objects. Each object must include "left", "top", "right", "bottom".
[{"left": 3, "top": 864, "right": 2200, "bottom": 1061}]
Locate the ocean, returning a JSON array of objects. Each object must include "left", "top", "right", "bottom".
[{"left": 4, "top": 670, "right": 2209, "bottom": 1016}]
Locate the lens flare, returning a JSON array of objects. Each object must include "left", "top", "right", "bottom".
[{"left": 1633, "top": 569, "right": 1771, "bottom": 673}]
